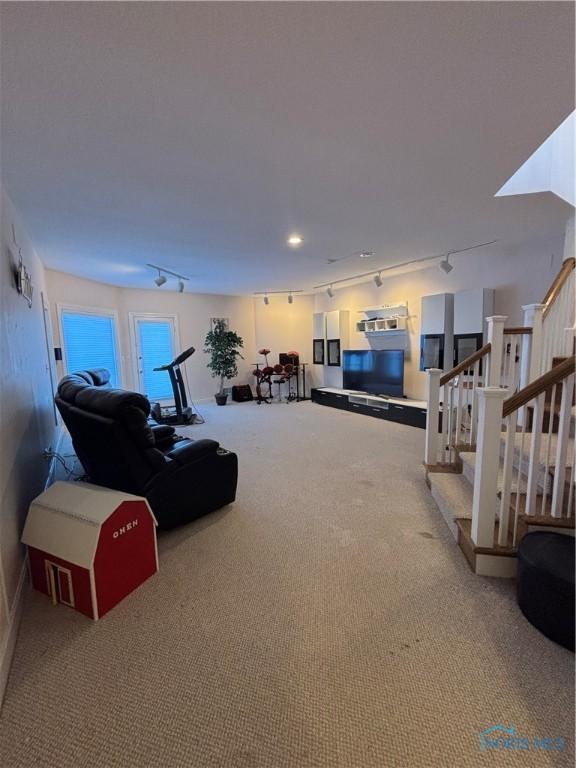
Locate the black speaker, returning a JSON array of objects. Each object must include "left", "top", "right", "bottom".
[
  {"left": 279, "top": 352, "right": 299, "bottom": 366},
  {"left": 232, "top": 385, "right": 253, "bottom": 402}
]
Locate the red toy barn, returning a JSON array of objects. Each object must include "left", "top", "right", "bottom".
[{"left": 22, "top": 481, "right": 158, "bottom": 620}]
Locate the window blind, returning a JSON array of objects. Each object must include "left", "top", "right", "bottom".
[
  {"left": 137, "top": 321, "right": 174, "bottom": 401},
  {"left": 61, "top": 311, "right": 120, "bottom": 386}
]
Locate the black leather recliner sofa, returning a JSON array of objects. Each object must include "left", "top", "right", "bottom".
[{"left": 55, "top": 370, "right": 238, "bottom": 530}]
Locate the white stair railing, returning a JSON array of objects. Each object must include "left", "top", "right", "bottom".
[
  {"left": 425, "top": 316, "right": 508, "bottom": 467},
  {"left": 502, "top": 328, "right": 531, "bottom": 395},
  {"left": 471, "top": 387, "right": 508, "bottom": 548},
  {"left": 471, "top": 356, "right": 575, "bottom": 550},
  {"left": 541, "top": 260, "right": 575, "bottom": 374}
]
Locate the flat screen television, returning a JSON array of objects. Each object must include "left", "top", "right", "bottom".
[{"left": 342, "top": 349, "right": 404, "bottom": 398}]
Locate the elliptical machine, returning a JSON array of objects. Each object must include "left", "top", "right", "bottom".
[{"left": 149, "top": 346, "right": 196, "bottom": 425}]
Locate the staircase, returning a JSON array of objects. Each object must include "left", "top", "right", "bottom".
[{"left": 424, "top": 256, "right": 575, "bottom": 577}]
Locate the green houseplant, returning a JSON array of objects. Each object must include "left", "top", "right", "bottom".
[{"left": 204, "top": 319, "right": 244, "bottom": 405}]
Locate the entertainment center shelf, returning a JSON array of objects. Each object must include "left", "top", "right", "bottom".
[{"left": 311, "top": 388, "right": 427, "bottom": 429}]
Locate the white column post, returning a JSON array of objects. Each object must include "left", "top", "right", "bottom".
[
  {"left": 551, "top": 373, "right": 575, "bottom": 517},
  {"left": 486, "top": 316, "right": 507, "bottom": 387},
  {"left": 425, "top": 369, "right": 442, "bottom": 466},
  {"left": 522, "top": 303, "right": 545, "bottom": 383},
  {"left": 471, "top": 387, "right": 508, "bottom": 548}
]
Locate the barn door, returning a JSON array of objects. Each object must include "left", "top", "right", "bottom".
[{"left": 45, "top": 562, "right": 75, "bottom": 608}]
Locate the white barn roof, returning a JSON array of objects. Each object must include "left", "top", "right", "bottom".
[{"left": 22, "top": 481, "right": 155, "bottom": 569}]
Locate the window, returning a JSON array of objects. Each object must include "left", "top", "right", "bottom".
[{"left": 60, "top": 309, "right": 120, "bottom": 386}]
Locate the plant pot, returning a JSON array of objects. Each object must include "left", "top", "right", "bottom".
[{"left": 215, "top": 393, "right": 228, "bottom": 406}]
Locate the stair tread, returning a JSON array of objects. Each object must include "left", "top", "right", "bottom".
[
  {"left": 456, "top": 517, "right": 516, "bottom": 556},
  {"left": 518, "top": 513, "right": 575, "bottom": 529},
  {"left": 509, "top": 491, "right": 575, "bottom": 521},
  {"left": 460, "top": 451, "right": 529, "bottom": 493},
  {"left": 429, "top": 473, "right": 473, "bottom": 520},
  {"left": 500, "top": 431, "right": 574, "bottom": 469}
]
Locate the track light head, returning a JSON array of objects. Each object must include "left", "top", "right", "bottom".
[
  {"left": 263, "top": 294, "right": 269, "bottom": 305},
  {"left": 178, "top": 279, "right": 184, "bottom": 293},
  {"left": 326, "top": 285, "right": 334, "bottom": 298},
  {"left": 154, "top": 273, "right": 167, "bottom": 286},
  {"left": 373, "top": 272, "right": 383, "bottom": 288},
  {"left": 439, "top": 254, "right": 453, "bottom": 274},
  {"left": 288, "top": 293, "right": 293, "bottom": 304}
]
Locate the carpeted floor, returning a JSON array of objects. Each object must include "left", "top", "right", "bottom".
[{"left": 0, "top": 401, "right": 573, "bottom": 767}]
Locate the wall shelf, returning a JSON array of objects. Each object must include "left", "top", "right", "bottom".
[
  {"left": 357, "top": 303, "right": 408, "bottom": 318},
  {"left": 356, "top": 303, "right": 408, "bottom": 335},
  {"left": 356, "top": 318, "right": 406, "bottom": 333}
]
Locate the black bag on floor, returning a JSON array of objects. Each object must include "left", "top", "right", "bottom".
[{"left": 232, "top": 385, "right": 253, "bottom": 402}]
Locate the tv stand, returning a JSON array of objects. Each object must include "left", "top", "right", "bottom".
[{"left": 311, "top": 387, "right": 427, "bottom": 429}]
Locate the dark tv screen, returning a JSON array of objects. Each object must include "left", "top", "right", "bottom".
[{"left": 342, "top": 349, "right": 404, "bottom": 397}]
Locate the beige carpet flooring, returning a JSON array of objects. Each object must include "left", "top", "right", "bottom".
[{"left": 0, "top": 400, "right": 573, "bottom": 767}]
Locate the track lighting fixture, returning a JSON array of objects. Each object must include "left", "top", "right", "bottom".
[
  {"left": 254, "top": 290, "right": 303, "bottom": 304},
  {"left": 147, "top": 263, "right": 190, "bottom": 291},
  {"left": 439, "top": 254, "right": 453, "bottom": 274},
  {"left": 315, "top": 240, "right": 497, "bottom": 292}
]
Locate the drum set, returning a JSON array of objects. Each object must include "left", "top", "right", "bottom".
[{"left": 252, "top": 349, "right": 307, "bottom": 404}]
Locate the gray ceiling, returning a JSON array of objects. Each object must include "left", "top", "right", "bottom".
[{"left": 1, "top": 2, "right": 574, "bottom": 294}]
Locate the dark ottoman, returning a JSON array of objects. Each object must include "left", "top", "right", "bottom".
[{"left": 517, "top": 532, "right": 575, "bottom": 652}]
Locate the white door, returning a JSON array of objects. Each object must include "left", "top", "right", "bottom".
[{"left": 131, "top": 315, "right": 179, "bottom": 403}]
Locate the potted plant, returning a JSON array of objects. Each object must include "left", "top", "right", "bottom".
[{"left": 204, "top": 319, "right": 244, "bottom": 405}]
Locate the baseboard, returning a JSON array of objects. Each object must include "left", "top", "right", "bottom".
[
  {"left": 44, "top": 424, "right": 65, "bottom": 490},
  {"left": 0, "top": 561, "right": 29, "bottom": 709}
]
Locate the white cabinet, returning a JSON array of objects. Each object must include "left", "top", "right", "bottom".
[
  {"left": 420, "top": 293, "right": 454, "bottom": 371},
  {"left": 313, "top": 310, "right": 349, "bottom": 372},
  {"left": 421, "top": 293, "right": 453, "bottom": 335},
  {"left": 325, "top": 310, "right": 349, "bottom": 367},
  {"left": 325, "top": 310, "right": 349, "bottom": 345},
  {"left": 454, "top": 288, "right": 494, "bottom": 336},
  {"left": 313, "top": 312, "right": 325, "bottom": 340}
]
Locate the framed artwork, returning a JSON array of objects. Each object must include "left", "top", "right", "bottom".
[{"left": 210, "top": 317, "right": 229, "bottom": 332}]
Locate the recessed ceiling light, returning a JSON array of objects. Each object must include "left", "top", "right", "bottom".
[{"left": 287, "top": 234, "right": 304, "bottom": 247}]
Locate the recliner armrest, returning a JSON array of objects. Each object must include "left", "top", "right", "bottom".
[
  {"left": 151, "top": 424, "right": 176, "bottom": 444},
  {"left": 166, "top": 439, "right": 220, "bottom": 465}
]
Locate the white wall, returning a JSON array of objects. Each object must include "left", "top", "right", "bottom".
[
  {"left": 253, "top": 294, "right": 319, "bottom": 389},
  {"left": 46, "top": 272, "right": 325, "bottom": 400},
  {"left": 314, "top": 236, "right": 565, "bottom": 400},
  {"left": 46, "top": 271, "right": 259, "bottom": 401},
  {"left": 47, "top": 231, "right": 566, "bottom": 405},
  {"left": 0, "top": 189, "right": 58, "bottom": 699}
]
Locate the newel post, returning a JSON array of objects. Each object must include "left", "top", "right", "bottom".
[
  {"left": 471, "top": 387, "right": 508, "bottom": 548},
  {"left": 425, "top": 368, "right": 442, "bottom": 466},
  {"left": 485, "top": 316, "right": 507, "bottom": 387},
  {"left": 521, "top": 303, "right": 545, "bottom": 385}
]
